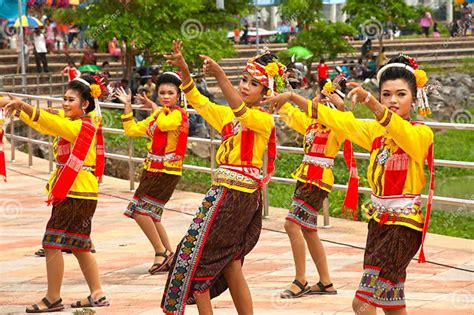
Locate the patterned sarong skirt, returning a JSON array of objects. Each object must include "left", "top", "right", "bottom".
[
  {"left": 43, "top": 197, "right": 97, "bottom": 252},
  {"left": 161, "top": 185, "right": 262, "bottom": 315},
  {"left": 124, "top": 171, "right": 180, "bottom": 222},
  {"left": 286, "top": 181, "right": 328, "bottom": 231},
  {"left": 355, "top": 219, "right": 422, "bottom": 309}
]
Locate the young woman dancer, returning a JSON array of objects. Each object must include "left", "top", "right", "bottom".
[
  {"left": 115, "top": 72, "right": 189, "bottom": 274},
  {"left": 274, "top": 78, "right": 359, "bottom": 298},
  {"left": 1, "top": 77, "right": 110, "bottom": 312},
  {"left": 265, "top": 54, "right": 434, "bottom": 314},
  {"left": 161, "top": 40, "right": 280, "bottom": 314}
]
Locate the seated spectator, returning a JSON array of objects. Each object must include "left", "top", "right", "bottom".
[
  {"left": 80, "top": 45, "right": 97, "bottom": 65},
  {"left": 108, "top": 37, "right": 122, "bottom": 61}
]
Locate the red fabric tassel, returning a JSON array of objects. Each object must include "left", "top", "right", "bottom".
[
  {"left": 379, "top": 212, "right": 389, "bottom": 225},
  {"left": 261, "top": 127, "right": 277, "bottom": 186},
  {"left": 418, "top": 144, "right": 434, "bottom": 263},
  {"left": 342, "top": 140, "right": 359, "bottom": 220},
  {"left": 95, "top": 123, "right": 105, "bottom": 182},
  {"left": 48, "top": 118, "right": 95, "bottom": 205},
  {"left": 0, "top": 127, "right": 6, "bottom": 182}
]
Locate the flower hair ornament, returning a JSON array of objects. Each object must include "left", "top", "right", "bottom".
[
  {"left": 376, "top": 54, "right": 431, "bottom": 116},
  {"left": 243, "top": 51, "right": 286, "bottom": 96}
]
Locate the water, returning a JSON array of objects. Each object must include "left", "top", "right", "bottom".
[{"left": 431, "top": 176, "right": 474, "bottom": 212}]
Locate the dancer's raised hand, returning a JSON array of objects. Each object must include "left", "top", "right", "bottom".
[
  {"left": 262, "top": 91, "right": 292, "bottom": 113},
  {"left": 136, "top": 92, "right": 158, "bottom": 110},
  {"left": 200, "top": 55, "right": 223, "bottom": 78},
  {"left": 347, "top": 82, "right": 371, "bottom": 108},
  {"left": 321, "top": 90, "right": 345, "bottom": 111},
  {"left": 115, "top": 86, "right": 132, "bottom": 105},
  {"left": 164, "top": 40, "right": 187, "bottom": 70}
]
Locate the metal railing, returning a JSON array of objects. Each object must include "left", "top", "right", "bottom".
[
  {"left": 2, "top": 92, "right": 474, "bottom": 227},
  {"left": 0, "top": 68, "right": 124, "bottom": 96}
]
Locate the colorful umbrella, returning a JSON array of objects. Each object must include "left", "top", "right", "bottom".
[
  {"left": 287, "top": 46, "right": 313, "bottom": 60},
  {"left": 78, "top": 65, "right": 102, "bottom": 72},
  {"left": 13, "top": 15, "right": 43, "bottom": 28}
]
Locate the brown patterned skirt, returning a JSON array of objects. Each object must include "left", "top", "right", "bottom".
[
  {"left": 286, "top": 181, "right": 328, "bottom": 231},
  {"left": 355, "top": 219, "right": 422, "bottom": 309},
  {"left": 124, "top": 171, "right": 180, "bottom": 222},
  {"left": 161, "top": 185, "right": 262, "bottom": 315},
  {"left": 43, "top": 197, "right": 97, "bottom": 252}
]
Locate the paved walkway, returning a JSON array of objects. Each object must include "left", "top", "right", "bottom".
[{"left": 1, "top": 142, "right": 473, "bottom": 315}]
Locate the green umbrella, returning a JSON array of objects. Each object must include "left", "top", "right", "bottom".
[
  {"left": 287, "top": 46, "right": 313, "bottom": 60},
  {"left": 78, "top": 65, "right": 102, "bottom": 72}
]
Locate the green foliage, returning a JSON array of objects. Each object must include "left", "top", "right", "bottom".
[
  {"left": 279, "top": 21, "right": 355, "bottom": 66},
  {"left": 343, "top": 0, "right": 415, "bottom": 29},
  {"left": 279, "top": 0, "right": 323, "bottom": 26},
  {"left": 99, "top": 109, "right": 473, "bottom": 239},
  {"left": 55, "top": 0, "right": 240, "bottom": 70},
  {"left": 51, "top": 8, "right": 77, "bottom": 25}
]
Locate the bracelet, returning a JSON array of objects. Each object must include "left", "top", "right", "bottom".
[{"left": 363, "top": 92, "right": 372, "bottom": 104}]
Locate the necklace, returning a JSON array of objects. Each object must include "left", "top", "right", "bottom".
[{"left": 376, "top": 138, "right": 390, "bottom": 165}]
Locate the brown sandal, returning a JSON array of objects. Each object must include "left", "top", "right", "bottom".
[
  {"left": 280, "top": 279, "right": 310, "bottom": 299},
  {"left": 148, "top": 249, "right": 174, "bottom": 275},
  {"left": 26, "top": 297, "right": 64, "bottom": 313},
  {"left": 71, "top": 295, "right": 110, "bottom": 308},
  {"left": 305, "top": 281, "right": 338, "bottom": 295}
]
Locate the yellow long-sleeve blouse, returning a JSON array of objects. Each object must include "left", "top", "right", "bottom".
[
  {"left": 308, "top": 101, "right": 434, "bottom": 231},
  {"left": 181, "top": 79, "right": 275, "bottom": 193},
  {"left": 279, "top": 103, "right": 345, "bottom": 192},
  {"left": 17, "top": 107, "right": 99, "bottom": 200},
  {"left": 121, "top": 108, "right": 184, "bottom": 176}
]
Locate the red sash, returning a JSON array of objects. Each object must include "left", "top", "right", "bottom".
[
  {"left": 304, "top": 123, "right": 329, "bottom": 183},
  {"left": 221, "top": 114, "right": 276, "bottom": 186},
  {"left": 95, "top": 123, "right": 105, "bottom": 181},
  {"left": 419, "top": 143, "right": 434, "bottom": 263},
  {"left": 147, "top": 107, "right": 189, "bottom": 170},
  {"left": 342, "top": 140, "right": 359, "bottom": 220},
  {"left": 47, "top": 117, "right": 96, "bottom": 206},
  {"left": 0, "top": 126, "right": 6, "bottom": 182}
]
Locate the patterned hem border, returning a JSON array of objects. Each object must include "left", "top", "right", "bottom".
[
  {"left": 123, "top": 211, "right": 162, "bottom": 222},
  {"left": 285, "top": 217, "right": 318, "bottom": 231},
  {"left": 43, "top": 245, "right": 91, "bottom": 252},
  {"left": 355, "top": 292, "right": 406, "bottom": 309}
]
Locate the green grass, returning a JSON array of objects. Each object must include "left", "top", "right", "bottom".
[
  {"left": 99, "top": 109, "right": 474, "bottom": 239},
  {"left": 427, "top": 208, "right": 474, "bottom": 239}
]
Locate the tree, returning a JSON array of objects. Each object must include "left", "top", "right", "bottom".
[
  {"left": 280, "top": 21, "right": 356, "bottom": 81},
  {"left": 279, "top": 0, "right": 323, "bottom": 30},
  {"left": 55, "top": 0, "right": 250, "bottom": 81},
  {"left": 343, "top": 0, "right": 415, "bottom": 52}
]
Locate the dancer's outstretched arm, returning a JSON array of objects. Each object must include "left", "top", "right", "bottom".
[{"left": 199, "top": 54, "right": 242, "bottom": 110}]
